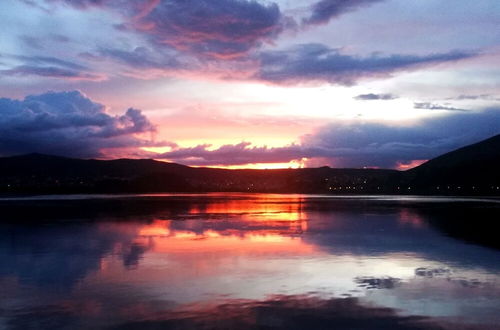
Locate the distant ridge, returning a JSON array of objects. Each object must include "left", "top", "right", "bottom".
[
  {"left": 0, "top": 133, "right": 499, "bottom": 195},
  {"left": 405, "top": 134, "right": 500, "bottom": 192}
]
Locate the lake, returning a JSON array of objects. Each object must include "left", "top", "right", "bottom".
[{"left": 0, "top": 193, "right": 499, "bottom": 329}]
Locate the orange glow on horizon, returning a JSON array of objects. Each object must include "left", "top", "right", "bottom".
[
  {"left": 147, "top": 157, "right": 304, "bottom": 169},
  {"left": 201, "top": 161, "right": 305, "bottom": 170},
  {"left": 396, "top": 159, "right": 427, "bottom": 170}
]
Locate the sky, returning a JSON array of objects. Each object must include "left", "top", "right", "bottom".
[{"left": 0, "top": 0, "right": 499, "bottom": 169}]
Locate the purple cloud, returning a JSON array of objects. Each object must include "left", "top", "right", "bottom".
[
  {"left": 354, "top": 93, "right": 398, "bottom": 100},
  {"left": 47, "top": 0, "right": 290, "bottom": 60},
  {"left": 98, "top": 46, "right": 184, "bottom": 70},
  {"left": 256, "top": 44, "right": 477, "bottom": 85},
  {"left": 0, "top": 91, "right": 159, "bottom": 157},
  {"left": 1, "top": 66, "right": 105, "bottom": 81},
  {"left": 19, "top": 35, "right": 45, "bottom": 50},
  {"left": 0, "top": 54, "right": 105, "bottom": 81},
  {"left": 303, "top": 0, "right": 385, "bottom": 26},
  {"left": 11, "top": 55, "right": 89, "bottom": 70},
  {"left": 45, "top": 0, "right": 110, "bottom": 9},
  {"left": 157, "top": 142, "right": 311, "bottom": 166},
  {"left": 414, "top": 102, "right": 467, "bottom": 112},
  {"left": 156, "top": 109, "right": 500, "bottom": 168},
  {"left": 448, "top": 94, "right": 500, "bottom": 101},
  {"left": 129, "top": 0, "right": 289, "bottom": 59},
  {"left": 1, "top": 90, "right": 498, "bottom": 167}
]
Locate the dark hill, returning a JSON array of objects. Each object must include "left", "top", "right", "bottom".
[
  {"left": 0, "top": 133, "right": 499, "bottom": 195},
  {"left": 403, "top": 134, "right": 500, "bottom": 194},
  {"left": 0, "top": 153, "right": 400, "bottom": 194}
]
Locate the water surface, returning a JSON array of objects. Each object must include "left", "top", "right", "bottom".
[{"left": 0, "top": 194, "right": 499, "bottom": 329}]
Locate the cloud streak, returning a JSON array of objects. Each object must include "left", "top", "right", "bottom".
[
  {"left": 0, "top": 54, "right": 105, "bottom": 81},
  {"left": 1, "top": 65, "right": 105, "bottom": 81},
  {"left": 354, "top": 93, "right": 398, "bottom": 101},
  {"left": 303, "top": 0, "right": 385, "bottom": 26},
  {"left": 256, "top": 44, "right": 476, "bottom": 85},
  {"left": 157, "top": 142, "right": 310, "bottom": 166},
  {"left": 414, "top": 102, "right": 468, "bottom": 112}
]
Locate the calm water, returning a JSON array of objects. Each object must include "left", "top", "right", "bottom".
[{"left": 0, "top": 193, "right": 499, "bottom": 329}]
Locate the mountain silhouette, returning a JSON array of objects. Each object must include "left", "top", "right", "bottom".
[
  {"left": 0, "top": 134, "right": 498, "bottom": 195},
  {"left": 405, "top": 134, "right": 500, "bottom": 190}
]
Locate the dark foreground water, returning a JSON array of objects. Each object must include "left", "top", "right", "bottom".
[{"left": 0, "top": 194, "right": 499, "bottom": 330}]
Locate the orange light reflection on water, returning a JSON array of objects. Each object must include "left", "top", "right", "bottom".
[
  {"left": 134, "top": 219, "right": 314, "bottom": 256},
  {"left": 189, "top": 196, "right": 306, "bottom": 222}
]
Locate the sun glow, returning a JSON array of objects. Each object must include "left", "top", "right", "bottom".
[{"left": 205, "top": 160, "right": 305, "bottom": 170}]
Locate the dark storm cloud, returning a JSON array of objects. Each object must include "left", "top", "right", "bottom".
[
  {"left": 304, "top": 0, "right": 385, "bottom": 26},
  {"left": 256, "top": 44, "right": 476, "bottom": 85},
  {"left": 157, "top": 109, "right": 500, "bottom": 168},
  {"left": 354, "top": 93, "right": 398, "bottom": 101},
  {"left": 414, "top": 102, "right": 467, "bottom": 112},
  {"left": 0, "top": 91, "right": 157, "bottom": 157}
]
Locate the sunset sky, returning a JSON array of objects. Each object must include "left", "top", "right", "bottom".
[{"left": 1, "top": 0, "right": 499, "bottom": 169}]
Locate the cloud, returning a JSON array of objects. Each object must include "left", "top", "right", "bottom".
[
  {"left": 45, "top": 0, "right": 110, "bottom": 9},
  {"left": 1, "top": 90, "right": 498, "bottom": 168},
  {"left": 19, "top": 35, "right": 45, "bottom": 50},
  {"left": 354, "top": 93, "right": 398, "bottom": 101},
  {"left": 156, "top": 109, "right": 500, "bottom": 168},
  {"left": 0, "top": 54, "right": 105, "bottom": 81},
  {"left": 45, "top": 0, "right": 293, "bottom": 60},
  {"left": 297, "top": 109, "right": 499, "bottom": 167},
  {"left": 98, "top": 46, "right": 185, "bottom": 70},
  {"left": 157, "top": 142, "right": 310, "bottom": 166},
  {"left": 127, "top": 0, "right": 290, "bottom": 59},
  {"left": 256, "top": 44, "right": 476, "bottom": 85},
  {"left": 1, "top": 65, "right": 105, "bottom": 81},
  {"left": 303, "top": 0, "right": 385, "bottom": 26},
  {"left": 447, "top": 94, "right": 500, "bottom": 101},
  {"left": 455, "top": 94, "right": 491, "bottom": 100},
  {"left": 0, "top": 90, "right": 160, "bottom": 158},
  {"left": 414, "top": 102, "right": 467, "bottom": 112},
  {"left": 11, "top": 55, "right": 88, "bottom": 70},
  {"left": 28, "top": 1, "right": 477, "bottom": 85}
]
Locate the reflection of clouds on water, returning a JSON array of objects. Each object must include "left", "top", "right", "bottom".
[
  {"left": 302, "top": 208, "right": 500, "bottom": 272},
  {"left": 5, "top": 293, "right": 492, "bottom": 330},
  {"left": 415, "top": 267, "right": 451, "bottom": 278},
  {"left": 0, "top": 222, "right": 148, "bottom": 289},
  {"left": 0, "top": 195, "right": 499, "bottom": 329},
  {"left": 355, "top": 276, "right": 402, "bottom": 290},
  {"left": 361, "top": 273, "right": 500, "bottom": 325}
]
